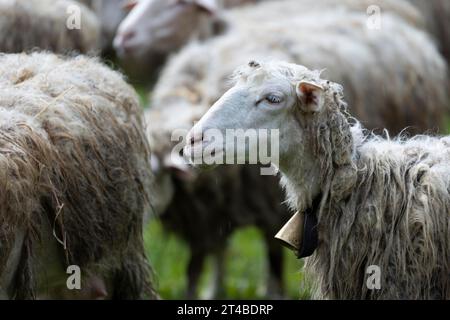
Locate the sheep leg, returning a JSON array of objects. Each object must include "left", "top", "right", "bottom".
[
  {"left": 204, "top": 247, "right": 226, "bottom": 300},
  {"left": 186, "top": 250, "right": 206, "bottom": 299},
  {"left": 265, "top": 236, "right": 284, "bottom": 299}
]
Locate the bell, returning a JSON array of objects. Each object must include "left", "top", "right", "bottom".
[{"left": 274, "top": 211, "right": 304, "bottom": 255}]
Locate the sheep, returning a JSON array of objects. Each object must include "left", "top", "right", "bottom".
[
  {"left": 0, "top": 52, "right": 155, "bottom": 300},
  {"left": 113, "top": 0, "right": 262, "bottom": 81},
  {"left": 114, "top": 0, "right": 265, "bottom": 60},
  {"left": 146, "top": 105, "right": 292, "bottom": 299},
  {"left": 185, "top": 60, "right": 450, "bottom": 299},
  {"left": 0, "top": 0, "right": 100, "bottom": 54},
  {"left": 151, "top": 7, "right": 448, "bottom": 136},
  {"left": 113, "top": 0, "right": 424, "bottom": 71},
  {"left": 408, "top": 0, "right": 450, "bottom": 66}
]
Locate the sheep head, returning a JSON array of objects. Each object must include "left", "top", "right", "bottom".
[
  {"left": 185, "top": 60, "right": 357, "bottom": 207},
  {"left": 114, "top": 0, "right": 219, "bottom": 58}
]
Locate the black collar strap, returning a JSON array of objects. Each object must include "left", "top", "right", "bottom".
[
  {"left": 296, "top": 194, "right": 322, "bottom": 259},
  {"left": 297, "top": 195, "right": 321, "bottom": 259}
]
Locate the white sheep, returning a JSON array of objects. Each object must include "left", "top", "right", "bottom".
[
  {"left": 113, "top": 0, "right": 258, "bottom": 80},
  {"left": 0, "top": 0, "right": 101, "bottom": 54},
  {"left": 114, "top": 0, "right": 264, "bottom": 59},
  {"left": 185, "top": 60, "right": 450, "bottom": 299},
  {"left": 0, "top": 52, "right": 155, "bottom": 300}
]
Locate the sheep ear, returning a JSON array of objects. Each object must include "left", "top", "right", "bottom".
[
  {"left": 296, "top": 81, "right": 325, "bottom": 113},
  {"left": 193, "top": 0, "right": 218, "bottom": 14},
  {"left": 122, "top": 0, "right": 138, "bottom": 11}
]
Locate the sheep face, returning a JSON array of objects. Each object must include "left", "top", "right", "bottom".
[
  {"left": 185, "top": 61, "right": 328, "bottom": 173},
  {"left": 114, "top": 0, "right": 218, "bottom": 58}
]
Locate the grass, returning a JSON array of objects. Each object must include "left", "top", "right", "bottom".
[
  {"left": 135, "top": 84, "right": 150, "bottom": 108},
  {"left": 144, "top": 220, "right": 312, "bottom": 300}
]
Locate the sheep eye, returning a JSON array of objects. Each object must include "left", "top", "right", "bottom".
[{"left": 265, "top": 94, "right": 283, "bottom": 104}]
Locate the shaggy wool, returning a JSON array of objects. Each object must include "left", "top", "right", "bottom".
[{"left": 0, "top": 52, "right": 155, "bottom": 299}]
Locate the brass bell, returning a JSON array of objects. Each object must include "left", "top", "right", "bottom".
[{"left": 274, "top": 211, "right": 304, "bottom": 256}]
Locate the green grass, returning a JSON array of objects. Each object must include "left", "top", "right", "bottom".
[
  {"left": 144, "top": 220, "right": 312, "bottom": 300},
  {"left": 135, "top": 85, "right": 150, "bottom": 108}
]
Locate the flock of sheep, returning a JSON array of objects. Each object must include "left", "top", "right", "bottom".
[{"left": 0, "top": 0, "right": 449, "bottom": 300}]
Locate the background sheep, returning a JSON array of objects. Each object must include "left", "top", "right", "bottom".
[
  {"left": 0, "top": 0, "right": 100, "bottom": 54},
  {"left": 0, "top": 52, "right": 155, "bottom": 299},
  {"left": 152, "top": 5, "right": 448, "bottom": 135},
  {"left": 147, "top": 106, "right": 292, "bottom": 299},
  {"left": 113, "top": 0, "right": 265, "bottom": 82},
  {"left": 114, "top": 0, "right": 264, "bottom": 59},
  {"left": 113, "top": 0, "right": 424, "bottom": 80},
  {"left": 186, "top": 60, "right": 450, "bottom": 299}
]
